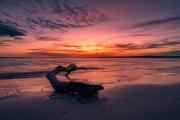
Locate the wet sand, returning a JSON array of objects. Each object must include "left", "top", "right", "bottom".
[{"left": 0, "top": 83, "right": 180, "bottom": 120}]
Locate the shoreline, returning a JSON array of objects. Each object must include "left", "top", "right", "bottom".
[{"left": 1, "top": 83, "right": 180, "bottom": 120}]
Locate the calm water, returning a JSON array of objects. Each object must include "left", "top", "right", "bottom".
[{"left": 0, "top": 58, "right": 180, "bottom": 98}]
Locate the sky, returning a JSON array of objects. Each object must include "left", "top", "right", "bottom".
[{"left": 0, "top": 0, "right": 180, "bottom": 57}]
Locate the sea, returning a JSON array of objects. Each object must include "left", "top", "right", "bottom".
[{"left": 0, "top": 58, "right": 180, "bottom": 98}]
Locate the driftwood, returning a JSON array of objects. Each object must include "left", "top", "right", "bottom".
[{"left": 46, "top": 64, "right": 104, "bottom": 95}]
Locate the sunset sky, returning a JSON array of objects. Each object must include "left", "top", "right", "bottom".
[{"left": 0, "top": 0, "right": 180, "bottom": 57}]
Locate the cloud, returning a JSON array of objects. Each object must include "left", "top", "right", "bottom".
[
  {"left": 0, "top": 41, "right": 9, "bottom": 46},
  {"left": 0, "top": 37, "right": 25, "bottom": 46},
  {"left": 114, "top": 43, "right": 141, "bottom": 50},
  {"left": 0, "top": 0, "right": 108, "bottom": 34},
  {"left": 127, "top": 33, "right": 149, "bottom": 37},
  {"left": 146, "top": 50, "right": 180, "bottom": 56},
  {"left": 13, "top": 37, "right": 24, "bottom": 40},
  {"left": 146, "top": 38, "right": 180, "bottom": 49},
  {"left": 112, "top": 37, "right": 180, "bottom": 50},
  {"left": 27, "top": 44, "right": 85, "bottom": 57},
  {"left": 0, "top": 21, "right": 25, "bottom": 37},
  {"left": 127, "top": 15, "right": 180, "bottom": 29},
  {"left": 28, "top": 51, "right": 74, "bottom": 57},
  {"left": 37, "top": 36, "right": 60, "bottom": 41},
  {"left": 52, "top": 43, "right": 81, "bottom": 48},
  {"left": 28, "top": 46, "right": 82, "bottom": 53}
]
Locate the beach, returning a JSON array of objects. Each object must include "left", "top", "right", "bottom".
[
  {"left": 0, "top": 83, "right": 180, "bottom": 120},
  {"left": 0, "top": 58, "right": 180, "bottom": 120},
  {"left": 1, "top": 0, "right": 180, "bottom": 119}
]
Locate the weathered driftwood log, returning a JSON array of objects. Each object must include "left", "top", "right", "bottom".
[{"left": 46, "top": 73, "right": 104, "bottom": 95}]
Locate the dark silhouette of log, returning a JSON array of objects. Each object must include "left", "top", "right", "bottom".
[{"left": 46, "top": 64, "right": 104, "bottom": 95}]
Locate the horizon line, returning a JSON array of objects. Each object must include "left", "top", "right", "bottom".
[{"left": 0, "top": 56, "right": 180, "bottom": 58}]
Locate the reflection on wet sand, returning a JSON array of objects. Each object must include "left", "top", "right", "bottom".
[{"left": 0, "top": 58, "right": 180, "bottom": 98}]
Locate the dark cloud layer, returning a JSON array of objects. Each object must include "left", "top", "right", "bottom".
[
  {"left": 0, "top": 41, "right": 8, "bottom": 46},
  {"left": 113, "top": 37, "right": 180, "bottom": 50},
  {"left": 146, "top": 50, "right": 180, "bottom": 56},
  {"left": 128, "top": 15, "right": 180, "bottom": 29},
  {"left": 37, "top": 36, "right": 60, "bottom": 41},
  {"left": 0, "top": 37, "right": 25, "bottom": 46},
  {"left": 0, "top": 21, "right": 25, "bottom": 37},
  {"left": 53, "top": 43, "right": 81, "bottom": 48},
  {"left": 0, "top": 0, "right": 107, "bottom": 35},
  {"left": 146, "top": 39, "right": 180, "bottom": 49},
  {"left": 28, "top": 51, "right": 73, "bottom": 57}
]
